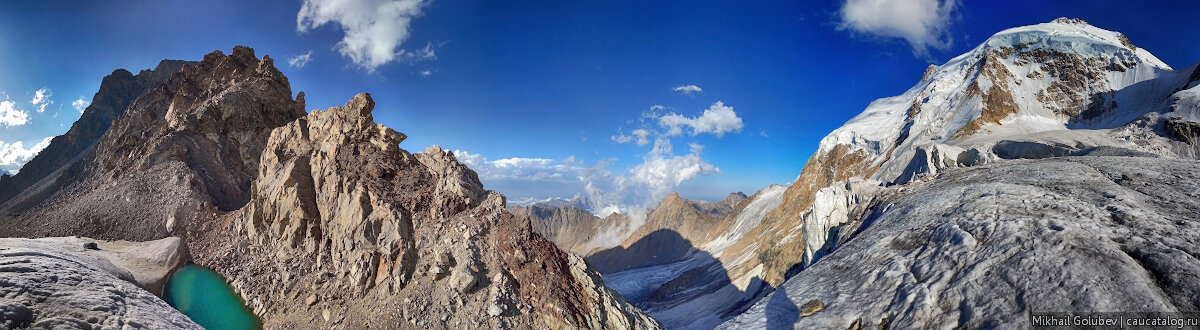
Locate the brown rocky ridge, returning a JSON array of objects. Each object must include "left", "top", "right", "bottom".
[{"left": 0, "top": 46, "right": 659, "bottom": 329}]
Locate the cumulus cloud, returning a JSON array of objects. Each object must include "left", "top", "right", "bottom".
[
  {"left": 582, "top": 137, "right": 718, "bottom": 249},
  {"left": 626, "top": 138, "right": 717, "bottom": 194},
  {"left": 31, "top": 88, "right": 52, "bottom": 113},
  {"left": 658, "top": 101, "right": 744, "bottom": 137},
  {"left": 72, "top": 97, "right": 89, "bottom": 113},
  {"left": 0, "top": 100, "right": 31, "bottom": 127},
  {"left": 288, "top": 50, "right": 314, "bottom": 67},
  {"left": 672, "top": 84, "right": 703, "bottom": 95},
  {"left": 0, "top": 137, "right": 53, "bottom": 174},
  {"left": 297, "top": 0, "right": 432, "bottom": 72},
  {"left": 839, "top": 0, "right": 959, "bottom": 55}
]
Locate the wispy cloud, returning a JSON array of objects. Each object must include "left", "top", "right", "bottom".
[
  {"left": 288, "top": 50, "right": 314, "bottom": 68},
  {"left": 631, "top": 129, "right": 651, "bottom": 146},
  {"left": 72, "top": 96, "right": 89, "bottom": 113},
  {"left": 610, "top": 132, "right": 634, "bottom": 144},
  {"left": 672, "top": 84, "right": 703, "bottom": 96},
  {"left": 31, "top": 88, "right": 52, "bottom": 113},
  {"left": 297, "top": 0, "right": 432, "bottom": 72},
  {"left": 838, "top": 0, "right": 959, "bottom": 56}
]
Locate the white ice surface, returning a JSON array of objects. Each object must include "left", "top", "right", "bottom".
[{"left": 0, "top": 237, "right": 199, "bottom": 329}]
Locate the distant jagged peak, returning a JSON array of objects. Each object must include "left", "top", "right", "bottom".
[
  {"left": 1050, "top": 17, "right": 1089, "bottom": 25},
  {"left": 719, "top": 191, "right": 748, "bottom": 204}
]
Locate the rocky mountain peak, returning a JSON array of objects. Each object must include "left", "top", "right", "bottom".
[
  {"left": 0, "top": 46, "right": 307, "bottom": 240},
  {"left": 969, "top": 17, "right": 1166, "bottom": 70},
  {"left": 0, "top": 59, "right": 192, "bottom": 212},
  {"left": 207, "top": 89, "right": 656, "bottom": 328},
  {"left": 2, "top": 45, "right": 658, "bottom": 328}
]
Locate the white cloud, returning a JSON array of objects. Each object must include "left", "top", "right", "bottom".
[
  {"left": 839, "top": 0, "right": 959, "bottom": 55},
  {"left": 582, "top": 137, "right": 718, "bottom": 249},
  {"left": 31, "top": 88, "right": 52, "bottom": 113},
  {"left": 0, "top": 100, "right": 31, "bottom": 127},
  {"left": 453, "top": 151, "right": 582, "bottom": 183},
  {"left": 0, "top": 136, "right": 53, "bottom": 174},
  {"left": 671, "top": 84, "right": 703, "bottom": 95},
  {"left": 658, "top": 101, "right": 744, "bottom": 137},
  {"left": 288, "top": 50, "right": 314, "bottom": 67},
  {"left": 418, "top": 69, "right": 434, "bottom": 77},
  {"left": 72, "top": 96, "right": 89, "bottom": 113},
  {"left": 404, "top": 41, "right": 437, "bottom": 62},
  {"left": 626, "top": 138, "right": 718, "bottom": 193},
  {"left": 297, "top": 0, "right": 432, "bottom": 72}
]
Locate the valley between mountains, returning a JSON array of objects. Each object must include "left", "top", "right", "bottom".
[{"left": 3, "top": 17, "right": 1200, "bottom": 330}]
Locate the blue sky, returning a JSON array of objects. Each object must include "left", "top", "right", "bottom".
[{"left": 0, "top": 1, "right": 1198, "bottom": 212}]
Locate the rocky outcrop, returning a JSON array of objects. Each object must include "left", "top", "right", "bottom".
[
  {"left": 1166, "top": 119, "right": 1200, "bottom": 144},
  {"left": 190, "top": 93, "right": 658, "bottom": 329},
  {"left": 0, "top": 237, "right": 198, "bottom": 329}
]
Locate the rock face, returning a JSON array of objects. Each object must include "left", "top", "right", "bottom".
[
  {"left": 0, "top": 46, "right": 305, "bottom": 241},
  {"left": 0, "top": 237, "right": 198, "bottom": 329},
  {"left": 189, "top": 93, "right": 659, "bottom": 329}
]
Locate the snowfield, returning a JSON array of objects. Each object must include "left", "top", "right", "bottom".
[
  {"left": 720, "top": 156, "right": 1200, "bottom": 329},
  {"left": 0, "top": 237, "right": 199, "bottom": 329}
]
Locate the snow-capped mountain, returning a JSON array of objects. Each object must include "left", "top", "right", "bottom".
[
  {"left": 735, "top": 17, "right": 1200, "bottom": 289},
  {"left": 530, "top": 18, "right": 1200, "bottom": 329},
  {"left": 825, "top": 17, "right": 1192, "bottom": 185},
  {"left": 708, "top": 17, "right": 1200, "bottom": 328}
]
